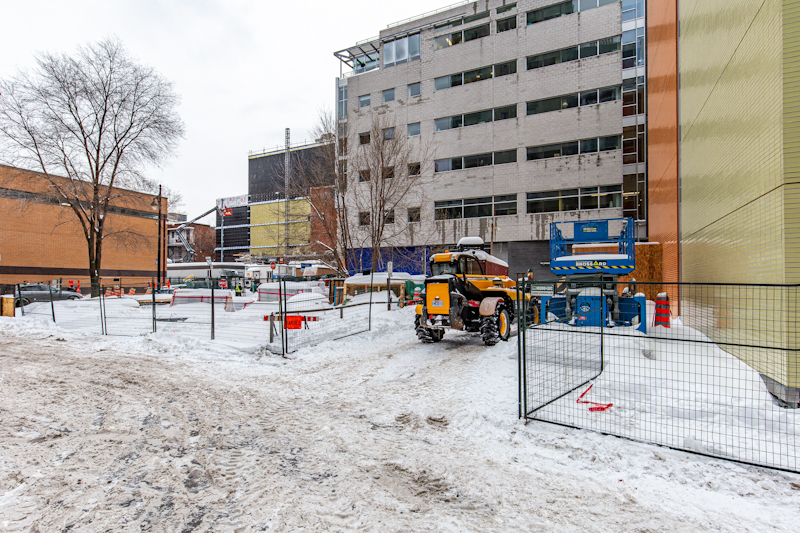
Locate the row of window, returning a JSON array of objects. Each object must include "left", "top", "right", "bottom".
[
  {"left": 434, "top": 60, "right": 516, "bottom": 91},
  {"left": 434, "top": 195, "right": 518, "bottom": 220},
  {"left": 527, "top": 135, "right": 622, "bottom": 160},
  {"left": 434, "top": 150, "right": 518, "bottom": 172},
  {"left": 351, "top": 1, "right": 630, "bottom": 77},
  {"left": 359, "top": 82, "right": 421, "bottom": 108},
  {"left": 359, "top": 208, "right": 420, "bottom": 226},
  {"left": 429, "top": 136, "right": 622, "bottom": 172},
  {"left": 434, "top": 104, "right": 517, "bottom": 131},
  {"left": 527, "top": 86, "right": 621, "bottom": 114},
  {"left": 527, "top": 35, "right": 621, "bottom": 69},
  {"left": 527, "top": 0, "right": 619, "bottom": 26},
  {"left": 356, "top": 184, "right": 624, "bottom": 226},
  {"left": 357, "top": 163, "right": 421, "bottom": 182},
  {"left": 527, "top": 186, "right": 623, "bottom": 213}
]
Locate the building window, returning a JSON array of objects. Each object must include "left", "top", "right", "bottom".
[
  {"left": 384, "top": 209, "right": 395, "bottom": 224},
  {"left": 494, "top": 104, "right": 517, "bottom": 121},
  {"left": 407, "top": 122, "right": 421, "bottom": 136},
  {"left": 434, "top": 73, "right": 463, "bottom": 90},
  {"left": 464, "top": 23, "right": 490, "bottom": 43},
  {"left": 359, "top": 132, "right": 370, "bottom": 145},
  {"left": 622, "top": 123, "right": 646, "bottom": 164},
  {"left": 384, "top": 33, "right": 421, "bottom": 67},
  {"left": 434, "top": 157, "right": 463, "bottom": 172},
  {"left": 353, "top": 53, "right": 379, "bottom": 75},
  {"left": 497, "top": 3, "right": 517, "bottom": 14},
  {"left": 359, "top": 170, "right": 371, "bottom": 182},
  {"left": 494, "top": 149, "right": 517, "bottom": 164},
  {"left": 434, "top": 199, "right": 463, "bottom": 220},
  {"left": 622, "top": 0, "right": 643, "bottom": 23},
  {"left": 463, "top": 109, "right": 493, "bottom": 127},
  {"left": 408, "top": 162, "right": 421, "bottom": 175},
  {"left": 337, "top": 85, "right": 347, "bottom": 119},
  {"left": 463, "top": 153, "right": 493, "bottom": 168},
  {"left": 434, "top": 115, "right": 463, "bottom": 131},
  {"left": 623, "top": 172, "right": 647, "bottom": 220},
  {"left": 407, "top": 207, "right": 421, "bottom": 223},
  {"left": 598, "top": 134, "right": 621, "bottom": 151},
  {"left": 383, "top": 127, "right": 395, "bottom": 140},
  {"left": 580, "top": 89, "right": 599, "bottom": 106},
  {"left": 526, "top": 36, "right": 620, "bottom": 70},
  {"left": 497, "top": 15, "right": 517, "bottom": 33},
  {"left": 435, "top": 31, "right": 463, "bottom": 50},
  {"left": 464, "top": 66, "right": 493, "bottom": 84},
  {"left": 359, "top": 94, "right": 371, "bottom": 108},
  {"left": 383, "top": 166, "right": 394, "bottom": 180},
  {"left": 527, "top": 189, "right": 579, "bottom": 213},
  {"left": 408, "top": 82, "right": 421, "bottom": 97},
  {"left": 494, "top": 194, "right": 518, "bottom": 215},
  {"left": 494, "top": 60, "right": 517, "bottom": 77},
  {"left": 526, "top": 0, "right": 576, "bottom": 25},
  {"left": 359, "top": 212, "right": 370, "bottom": 226},
  {"left": 383, "top": 88, "right": 395, "bottom": 103}
]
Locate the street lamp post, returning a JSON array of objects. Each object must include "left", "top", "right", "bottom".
[{"left": 156, "top": 185, "right": 162, "bottom": 288}]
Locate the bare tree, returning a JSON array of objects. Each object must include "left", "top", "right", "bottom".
[
  {"left": 0, "top": 38, "right": 184, "bottom": 294},
  {"left": 347, "top": 114, "right": 433, "bottom": 272}
]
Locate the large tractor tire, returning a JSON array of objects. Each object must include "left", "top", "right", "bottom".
[
  {"left": 481, "top": 306, "right": 511, "bottom": 346},
  {"left": 415, "top": 315, "right": 434, "bottom": 343}
]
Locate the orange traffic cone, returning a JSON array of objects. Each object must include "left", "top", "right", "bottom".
[
  {"left": 104, "top": 288, "right": 112, "bottom": 297},
  {"left": 68, "top": 279, "right": 74, "bottom": 289},
  {"left": 76, "top": 280, "right": 81, "bottom": 292},
  {"left": 128, "top": 287, "right": 135, "bottom": 295},
  {"left": 654, "top": 292, "right": 670, "bottom": 328},
  {"left": 146, "top": 287, "right": 153, "bottom": 294}
]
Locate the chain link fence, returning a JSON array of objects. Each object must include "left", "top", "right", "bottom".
[
  {"left": 9, "top": 276, "right": 380, "bottom": 356},
  {"left": 518, "top": 279, "right": 800, "bottom": 473}
]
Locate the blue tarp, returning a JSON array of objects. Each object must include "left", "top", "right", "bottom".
[{"left": 347, "top": 246, "right": 430, "bottom": 276}]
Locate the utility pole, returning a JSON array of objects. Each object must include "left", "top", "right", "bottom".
[
  {"left": 284, "top": 128, "right": 291, "bottom": 258},
  {"left": 157, "top": 185, "right": 162, "bottom": 288}
]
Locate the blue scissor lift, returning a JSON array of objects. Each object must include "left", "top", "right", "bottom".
[{"left": 539, "top": 218, "right": 646, "bottom": 333}]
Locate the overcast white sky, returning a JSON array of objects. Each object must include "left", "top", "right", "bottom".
[{"left": 0, "top": 0, "right": 448, "bottom": 225}]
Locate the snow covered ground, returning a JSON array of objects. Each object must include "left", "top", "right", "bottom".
[{"left": 1, "top": 308, "right": 799, "bottom": 531}]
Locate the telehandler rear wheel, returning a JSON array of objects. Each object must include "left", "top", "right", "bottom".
[{"left": 415, "top": 315, "right": 434, "bottom": 343}]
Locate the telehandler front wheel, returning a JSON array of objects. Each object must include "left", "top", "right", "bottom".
[{"left": 481, "top": 306, "right": 510, "bottom": 346}]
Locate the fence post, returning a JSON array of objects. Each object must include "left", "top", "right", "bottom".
[
  {"left": 16, "top": 284, "right": 24, "bottom": 317},
  {"left": 48, "top": 284, "right": 56, "bottom": 323},
  {"left": 340, "top": 305, "right": 343, "bottom": 319},
  {"left": 517, "top": 277, "right": 523, "bottom": 419},
  {"left": 101, "top": 288, "right": 108, "bottom": 335},
  {"left": 210, "top": 282, "right": 215, "bottom": 340},
  {"left": 269, "top": 313, "right": 274, "bottom": 344},
  {"left": 368, "top": 272, "right": 374, "bottom": 331},
  {"left": 152, "top": 282, "right": 157, "bottom": 333},
  {"left": 279, "top": 278, "right": 286, "bottom": 355}
]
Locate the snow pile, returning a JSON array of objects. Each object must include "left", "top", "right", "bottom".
[{"left": 256, "top": 281, "right": 327, "bottom": 302}]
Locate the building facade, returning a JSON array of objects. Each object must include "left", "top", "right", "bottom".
[
  {"left": 215, "top": 141, "right": 338, "bottom": 263},
  {"left": 0, "top": 164, "right": 166, "bottom": 289},
  {"left": 335, "top": 0, "right": 647, "bottom": 277}
]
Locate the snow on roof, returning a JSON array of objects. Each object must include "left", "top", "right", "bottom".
[
  {"left": 457, "top": 236, "right": 484, "bottom": 247},
  {"left": 345, "top": 272, "right": 422, "bottom": 285}
]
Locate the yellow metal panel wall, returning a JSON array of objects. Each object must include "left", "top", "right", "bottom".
[
  {"left": 679, "top": 0, "right": 800, "bottom": 388},
  {"left": 679, "top": 0, "right": 784, "bottom": 283},
  {"left": 249, "top": 200, "right": 311, "bottom": 256}
]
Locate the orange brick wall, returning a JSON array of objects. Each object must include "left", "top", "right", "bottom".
[
  {"left": 0, "top": 165, "right": 167, "bottom": 290},
  {"left": 646, "top": 0, "right": 680, "bottom": 312}
]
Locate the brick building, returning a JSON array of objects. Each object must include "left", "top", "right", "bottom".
[
  {"left": 334, "top": 0, "right": 647, "bottom": 277},
  {"left": 0, "top": 164, "right": 167, "bottom": 290}
]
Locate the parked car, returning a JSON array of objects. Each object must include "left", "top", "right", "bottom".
[{"left": 15, "top": 284, "right": 82, "bottom": 306}]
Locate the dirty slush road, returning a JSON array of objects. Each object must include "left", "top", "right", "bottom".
[{"left": 1, "top": 327, "right": 796, "bottom": 532}]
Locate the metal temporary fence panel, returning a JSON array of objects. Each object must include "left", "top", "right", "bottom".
[
  {"left": 279, "top": 275, "right": 374, "bottom": 354},
  {"left": 518, "top": 279, "right": 800, "bottom": 473}
]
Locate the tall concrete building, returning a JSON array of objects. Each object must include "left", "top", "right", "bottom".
[{"left": 335, "top": 0, "right": 647, "bottom": 277}]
